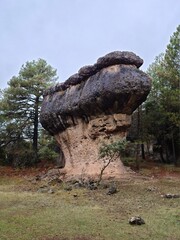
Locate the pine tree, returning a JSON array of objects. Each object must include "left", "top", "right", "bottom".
[
  {"left": 1, "top": 59, "right": 57, "bottom": 164},
  {"left": 144, "top": 25, "right": 180, "bottom": 165}
]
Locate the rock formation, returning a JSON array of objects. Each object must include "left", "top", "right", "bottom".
[{"left": 40, "top": 51, "right": 151, "bottom": 180}]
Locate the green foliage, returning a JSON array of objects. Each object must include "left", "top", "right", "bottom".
[
  {"left": 0, "top": 59, "right": 58, "bottom": 166},
  {"left": 143, "top": 25, "right": 180, "bottom": 165},
  {"left": 38, "top": 146, "right": 59, "bottom": 162},
  {"left": 0, "top": 174, "right": 180, "bottom": 240},
  {"left": 0, "top": 148, "right": 6, "bottom": 166},
  {"left": 38, "top": 131, "right": 59, "bottom": 162},
  {"left": 99, "top": 139, "right": 127, "bottom": 159},
  {"left": 1, "top": 59, "right": 57, "bottom": 144},
  {"left": 98, "top": 139, "right": 127, "bottom": 184},
  {"left": 5, "top": 140, "right": 37, "bottom": 168},
  {"left": 100, "top": 140, "right": 145, "bottom": 170}
]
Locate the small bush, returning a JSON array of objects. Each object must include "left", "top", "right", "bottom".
[
  {"left": 0, "top": 147, "right": 7, "bottom": 166},
  {"left": 98, "top": 139, "right": 128, "bottom": 184},
  {"left": 4, "top": 140, "right": 37, "bottom": 168},
  {"left": 11, "top": 149, "right": 37, "bottom": 168},
  {"left": 99, "top": 139, "right": 128, "bottom": 158},
  {"left": 38, "top": 146, "right": 59, "bottom": 162}
]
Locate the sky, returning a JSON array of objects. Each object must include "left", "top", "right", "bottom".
[{"left": 0, "top": 0, "right": 179, "bottom": 89}]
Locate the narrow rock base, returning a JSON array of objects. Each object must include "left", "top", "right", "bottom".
[{"left": 55, "top": 113, "right": 131, "bottom": 180}]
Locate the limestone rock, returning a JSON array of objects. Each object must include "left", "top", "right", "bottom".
[
  {"left": 96, "top": 51, "right": 143, "bottom": 68},
  {"left": 162, "top": 193, "right": 180, "bottom": 199},
  {"left": 129, "top": 216, "right": 145, "bottom": 225},
  {"left": 41, "top": 65, "right": 150, "bottom": 135},
  {"left": 78, "top": 65, "right": 98, "bottom": 78},
  {"left": 106, "top": 186, "right": 117, "bottom": 195},
  {"left": 42, "top": 51, "right": 144, "bottom": 97},
  {"left": 40, "top": 51, "right": 151, "bottom": 180}
]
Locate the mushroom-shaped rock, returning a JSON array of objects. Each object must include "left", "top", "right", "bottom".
[{"left": 40, "top": 51, "right": 151, "bottom": 180}]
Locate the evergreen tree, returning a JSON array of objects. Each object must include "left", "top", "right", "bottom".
[
  {"left": 144, "top": 25, "right": 180, "bottom": 165},
  {"left": 1, "top": 59, "right": 58, "bottom": 165}
]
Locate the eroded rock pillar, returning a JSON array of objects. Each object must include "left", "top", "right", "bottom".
[{"left": 40, "top": 51, "right": 151, "bottom": 180}]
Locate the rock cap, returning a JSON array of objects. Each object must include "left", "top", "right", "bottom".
[{"left": 43, "top": 51, "right": 143, "bottom": 96}]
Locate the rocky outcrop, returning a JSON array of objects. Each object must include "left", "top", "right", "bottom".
[{"left": 40, "top": 51, "right": 151, "bottom": 180}]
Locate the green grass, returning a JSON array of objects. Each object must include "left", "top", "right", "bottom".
[{"left": 0, "top": 175, "right": 179, "bottom": 240}]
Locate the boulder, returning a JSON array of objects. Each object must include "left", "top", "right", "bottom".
[
  {"left": 40, "top": 51, "right": 151, "bottom": 180},
  {"left": 162, "top": 193, "right": 180, "bottom": 199},
  {"left": 129, "top": 216, "right": 145, "bottom": 225},
  {"left": 106, "top": 186, "right": 117, "bottom": 195}
]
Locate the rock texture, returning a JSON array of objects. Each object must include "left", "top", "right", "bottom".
[
  {"left": 40, "top": 51, "right": 151, "bottom": 180},
  {"left": 129, "top": 216, "right": 145, "bottom": 225}
]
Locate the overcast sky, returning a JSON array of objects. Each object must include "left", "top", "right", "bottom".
[{"left": 0, "top": 0, "right": 179, "bottom": 89}]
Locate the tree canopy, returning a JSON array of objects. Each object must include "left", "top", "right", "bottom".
[
  {"left": 143, "top": 25, "right": 180, "bottom": 165},
  {"left": 0, "top": 59, "right": 58, "bottom": 166}
]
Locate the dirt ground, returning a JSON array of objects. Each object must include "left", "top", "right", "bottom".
[{"left": 0, "top": 163, "right": 180, "bottom": 240}]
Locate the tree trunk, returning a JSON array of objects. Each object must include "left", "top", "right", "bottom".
[
  {"left": 135, "top": 144, "right": 140, "bottom": 171},
  {"left": 97, "top": 158, "right": 112, "bottom": 186},
  {"left": 165, "top": 143, "right": 170, "bottom": 164},
  {"left": 159, "top": 145, "right": 166, "bottom": 163},
  {"left": 171, "top": 134, "right": 177, "bottom": 166},
  {"left": 141, "top": 143, "right": 146, "bottom": 160},
  {"left": 136, "top": 107, "right": 140, "bottom": 170},
  {"left": 33, "top": 96, "right": 39, "bottom": 160}
]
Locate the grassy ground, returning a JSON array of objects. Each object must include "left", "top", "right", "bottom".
[{"left": 0, "top": 166, "right": 180, "bottom": 240}]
